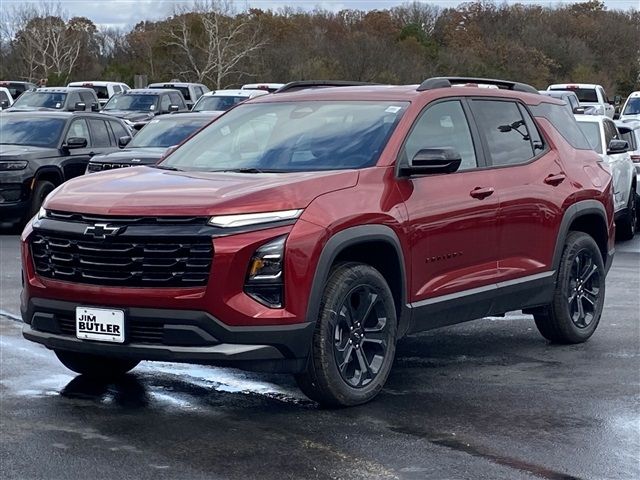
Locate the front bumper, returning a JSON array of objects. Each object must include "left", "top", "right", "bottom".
[{"left": 22, "top": 297, "right": 314, "bottom": 373}]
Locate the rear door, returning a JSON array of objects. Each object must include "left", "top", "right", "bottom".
[
  {"left": 401, "top": 98, "right": 499, "bottom": 328},
  {"left": 61, "top": 118, "right": 93, "bottom": 179},
  {"left": 468, "top": 98, "right": 565, "bottom": 305}
]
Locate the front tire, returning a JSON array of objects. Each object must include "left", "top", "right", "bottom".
[
  {"left": 27, "top": 180, "right": 56, "bottom": 222},
  {"left": 616, "top": 187, "right": 637, "bottom": 240},
  {"left": 295, "top": 263, "right": 397, "bottom": 407},
  {"left": 55, "top": 350, "right": 140, "bottom": 378},
  {"left": 534, "top": 232, "right": 605, "bottom": 344}
]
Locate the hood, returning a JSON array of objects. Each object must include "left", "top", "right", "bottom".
[
  {"left": 90, "top": 147, "right": 167, "bottom": 165},
  {"left": 0, "top": 144, "right": 58, "bottom": 160},
  {"left": 44, "top": 166, "right": 359, "bottom": 216},
  {"left": 101, "top": 110, "right": 154, "bottom": 122}
]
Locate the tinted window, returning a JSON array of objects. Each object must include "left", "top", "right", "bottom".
[
  {"left": 163, "top": 101, "right": 408, "bottom": 172},
  {"left": 88, "top": 119, "right": 112, "bottom": 147},
  {"left": 160, "top": 94, "right": 171, "bottom": 112},
  {"left": 402, "top": 100, "right": 477, "bottom": 170},
  {"left": 103, "top": 94, "right": 157, "bottom": 111},
  {"left": 576, "top": 121, "right": 603, "bottom": 154},
  {"left": 66, "top": 119, "right": 90, "bottom": 144},
  {"left": 619, "top": 130, "right": 636, "bottom": 150},
  {"left": 79, "top": 91, "right": 96, "bottom": 107},
  {"left": 67, "top": 92, "right": 82, "bottom": 109},
  {"left": 130, "top": 117, "right": 209, "bottom": 148},
  {"left": 13, "top": 91, "right": 67, "bottom": 109},
  {"left": 193, "top": 95, "right": 246, "bottom": 112},
  {"left": 530, "top": 103, "right": 592, "bottom": 150},
  {"left": 550, "top": 87, "right": 597, "bottom": 103},
  {"left": 471, "top": 100, "right": 535, "bottom": 166},
  {"left": 169, "top": 92, "right": 184, "bottom": 108},
  {"left": 110, "top": 120, "right": 129, "bottom": 140},
  {"left": 623, "top": 98, "right": 640, "bottom": 115},
  {"left": 603, "top": 120, "right": 618, "bottom": 146},
  {"left": 518, "top": 104, "right": 545, "bottom": 152},
  {"left": 0, "top": 116, "right": 65, "bottom": 147}
]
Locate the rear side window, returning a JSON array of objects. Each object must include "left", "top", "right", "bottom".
[
  {"left": 88, "top": 119, "right": 112, "bottom": 147},
  {"left": 402, "top": 100, "right": 478, "bottom": 170},
  {"left": 0, "top": 91, "right": 8, "bottom": 103},
  {"left": 530, "top": 103, "right": 592, "bottom": 150},
  {"left": 113, "top": 85, "right": 122, "bottom": 94},
  {"left": 576, "top": 122, "right": 603, "bottom": 154},
  {"left": 471, "top": 100, "right": 536, "bottom": 166}
]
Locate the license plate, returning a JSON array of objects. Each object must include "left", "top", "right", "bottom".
[{"left": 76, "top": 307, "right": 125, "bottom": 343}]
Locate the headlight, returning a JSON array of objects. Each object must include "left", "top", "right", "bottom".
[
  {"left": 0, "top": 161, "right": 28, "bottom": 171},
  {"left": 244, "top": 236, "right": 286, "bottom": 308},
  {"left": 208, "top": 209, "right": 303, "bottom": 228},
  {"left": 37, "top": 207, "right": 47, "bottom": 220}
]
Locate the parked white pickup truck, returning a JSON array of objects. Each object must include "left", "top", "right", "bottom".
[{"left": 549, "top": 83, "right": 615, "bottom": 118}]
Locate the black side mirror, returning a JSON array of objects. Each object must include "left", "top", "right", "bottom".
[
  {"left": 118, "top": 135, "right": 132, "bottom": 147},
  {"left": 91, "top": 102, "right": 100, "bottom": 112},
  {"left": 400, "top": 148, "right": 462, "bottom": 177},
  {"left": 607, "top": 139, "right": 628, "bottom": 155},
  {"left": 573, "top": 107, "right": 585, "bottom": 114},
  {"left": 613, "top": 113, "right": 620, "bottom": 120},
  {"left": 0, "top": 100, "right": 9, "bottom": 109},
  {"left": 168, "top": 104, "right": 180, "bottom": 112},
  {"left": 65, "top": 137, "right": 88, "bottom": 149},
  {"left": 74, "top": 102, "right": 86, "bottom": 111}
]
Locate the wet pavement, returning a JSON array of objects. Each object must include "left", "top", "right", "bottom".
[{"left": 1, "top": 234, "right": 639, "bottom": 480}]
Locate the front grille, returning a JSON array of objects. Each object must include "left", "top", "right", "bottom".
[
  {"left": 31, "top": 233, "right": 212, "bottom": 287},
  {"left": 58, "top": 317, "right": 164, "bottom": 344},
  {"left": 47, "top": 210, "right": 207, "bottom": 225},
  {"left": 88, "top": 163, "right": 133, "bottom": 172}
]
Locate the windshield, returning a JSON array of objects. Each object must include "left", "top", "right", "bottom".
[
  {"left": 103, "top": 94, "right": 157, "bottom": 111},
  {"left": 130, "top": 117, "right": 210, "bottom": 148},
  {"left": 576, "top": 121, "right": 603, "bottom": 154},
  {"left": 12, "top": 91, "right": 66, "bottom": 109},
  {"left": 162, "top": 101, "right": 408, "bottom": 173},
  {"left": 622, "top": 98, "right": 640, "bottom": 116},
  {"left": 193, "top": 96, "right": 246, "bottom": 112},
  {"left": 0, "top": 116, "right": 65, "bottom": 147},
  {"left": 550, "top": 87, "right": 597, "bottom": 103}
]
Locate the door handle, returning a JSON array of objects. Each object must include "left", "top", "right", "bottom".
[
  {"left": 469, "top": 186, "right": 495, "bottom": 199},
  {"left": 544, "top": 173, "right": 566, "bottom": 186}
]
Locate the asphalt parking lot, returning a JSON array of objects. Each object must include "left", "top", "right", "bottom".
[{"left": 1, "top": 233, "right": 638, "bottom": 480}]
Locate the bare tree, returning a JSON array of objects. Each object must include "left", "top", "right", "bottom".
[
  {"left": 163, "top": 0, "right": 265, "bottom": 87},
  {"left": 9, "top": 2, "right": 83, "bottom": 83}
]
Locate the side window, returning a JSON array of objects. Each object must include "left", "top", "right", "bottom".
[
  {"left": 471, "top": 100, "right": 535, "bottom": 166},
  {"left": 80, "top": 91, "right": 96, "bottom": 108},
  {"left": 169, "top": 92, "right": 183, "bottom": 107},
  {"left": 113, "top": 85, "right": 121, "bottom": 94},
  {"left": 88, "top": 119, "right": 112, "bottom": 147},
  {"left": 66, "top": 119, "right": 90, "bottom": 144},
  {"left": 568, "top": 95, "right": 578, "bottom": 111},
  {"left": 530, "top": 103, "right": 592, "bottom": 150},
  {"left": 603, "top": 120, "right": 616, "bottom": 146},
  {"left": 402, "top": 100, "right": 478, "bottom": 170},
  {"left": 517, "top": 104, "right": 544, "bottom": 152},
  {"left": 160, "top": 94, "right": 171, "bottom": 112},
  {"left": 110, "top": 120, "right": 129, "bottom": 140},
  {"left": 0, "top": 91, "right": 8, "bottom": 103},
  {"left": 598, "top": 87, "right": 608, "bottom": 103},
  {"left": 67, "top": 92, "right": 81, "bottom": 108}
]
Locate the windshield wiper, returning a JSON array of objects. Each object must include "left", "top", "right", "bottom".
[{"left": 152, "top": 164, "right": 183, "bottom": 171}]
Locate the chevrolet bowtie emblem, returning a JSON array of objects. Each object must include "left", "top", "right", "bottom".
[{"left": 84, "top": 223, "right": 122, "bottom": 239}]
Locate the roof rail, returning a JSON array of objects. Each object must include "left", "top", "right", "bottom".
[
  {"left": 274, "top": 80, "right": 379, "bottom": 94},
  {"left": 417, "top": 77, "right": 538, "bottom": 94}
]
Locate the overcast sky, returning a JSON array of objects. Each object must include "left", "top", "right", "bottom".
[{"left": 5, "top": 0, "right": 638, "bottom": 29}]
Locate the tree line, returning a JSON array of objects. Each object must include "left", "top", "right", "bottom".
[{"left": 1, "top": 0, "right": 638, "bottom": 95}]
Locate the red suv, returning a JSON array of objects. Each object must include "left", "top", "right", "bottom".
[{"left": 21, "top": 77, "right": 615, "bottom": 406}]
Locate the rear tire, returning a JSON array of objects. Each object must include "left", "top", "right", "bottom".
[
  {"left": 534, "top": 232, "right": 605, "bottom": 344},
  {"left": 55, "top": 350, "right": 140, "bottom": 378},
  {"left": 616, "top": 187, "right": 637, "bottom": 241},
  {"left": 295, "top": 263, "right": 397, "bottom": 407}
]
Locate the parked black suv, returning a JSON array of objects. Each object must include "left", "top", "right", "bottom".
[
  {"left": 7, "top": 87, "right": 100, "bottom": 112},
  {"left": 0, "top": 111, "right": 129, "bottom": 228},
  {"left": 86, "top": 112, "right": 219, "bottom": 173},
  {"left": 100, "top": 89, "right": 189, "bottom": 130}
]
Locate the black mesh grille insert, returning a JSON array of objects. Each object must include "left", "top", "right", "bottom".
[{"left": 31, "top": 233, "right": 212, "bottom": 287}]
